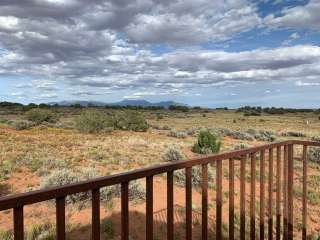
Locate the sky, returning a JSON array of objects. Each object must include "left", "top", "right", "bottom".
[{"left": 0, "top": 0, "right": 320, "bottom": 108}]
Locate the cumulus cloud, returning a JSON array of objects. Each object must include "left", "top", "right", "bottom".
[
  {"left": 1, "top": 0, "right": 320, "bottom": 103},
  {"left": 265, "top": 0, "right": 320, "bottom": 30}
]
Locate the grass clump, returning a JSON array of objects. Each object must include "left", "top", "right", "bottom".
[
  {"left": 27, "top": 223, "right": 56, "bottom": 240},
  {"left": 9, "top": 120, "right": 35, "bottom": 130},
  {"left": 169, "top": 130, "right": 187, "bottom": 138},
  {"left": 174, "top": 166, "right": 214, "bottom": 187},
  {"left": 0, "top": 230, "right": 13, "bottom": 240},
  {"left": 234, "top": 143, "right": 251, "bottom": 150},
  {"left": 192, "top": 130, "right": 221, "bottom": 154},
  {"left": 163, "top": 146, "right": 185, "bottom": 162},
  {"left": 25, "top": 108, "right": 58, "bottom": 125},
  {"left": 75, "top": 110, "right": 114, "bottom": 134}
]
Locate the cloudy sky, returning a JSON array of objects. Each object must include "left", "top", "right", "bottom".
[{"left": 0, "top": 0, "right": 320, "bottom": 107}]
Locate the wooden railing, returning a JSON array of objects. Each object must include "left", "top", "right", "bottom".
[{"left": 0, "top": 140, "right": 319, "bottom": 240}]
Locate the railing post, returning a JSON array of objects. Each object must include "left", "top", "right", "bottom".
[
  {"left": 287, "top": 144, "right": 294, "bottom": 240},
  {"left": 92, "top": 189, "right": 100, "bottom": 240},
  {"left": 56, "top": 196, "right": 66, "bottom": 240},
  {"left": 276, "top": 146, "right": 281, "bottom": 240},
  {"left": 268, "top": 148, "right": 274, "bottom": 240},
  {"left": 167, "top": 171, "right": 174, "bottom": 240},
  {"left": 240, "top": 155, "right": 246, "bottom": 240},
  {"left": 216, "top": 160, "right": 223, "bottom": 239},
  {"left": 283, "top": 145, "right": 288, "bottom": 239},
  {"left": 185, "top": 167, "right": 192, "bottom": 240},
  {"left": 302, "top": 145, "right": 308, "bottom": 240},
  {"left": 229, "top": 158, "right": 235, "bottom": 240},
  {"left": 260, "top": 150, "right": 265, "bottom": 239},
  {"left": 121, "top": 182, "right": 129, "bottom": 240},
  {"left": 13, "top": 206, "right": 24, "bottom": 240},
  {"left": 250, "top": 153, "right": 256, "bottom": 240},
  {"left": 202, "top": 164, "right": 208, "bottom": 240},
  {"left": 146, "top": 176, "right": 154, "bottom": 240}
]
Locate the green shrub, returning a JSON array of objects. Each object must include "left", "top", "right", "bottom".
[
  {"left": 101, "top": 219, "right": 114, "bottom": 237},
  {"left": 0, "top": 160, "right": 14, "bottom": 181},
  {"left": 163, "top": 146, "right": 185, "bottom": 162},
  {"left": 308, "top": 147, "right": 320, "bottom": 163},
  {"left": 0, "top": 118, "right": 9, "bottom": 124},
  {"left": 25, "top": 109, "right": 58, "bottom": 124},
  {"left": 75, "top": 110, "right": 114, "bottom": 133},
  {"left": 192, "top": 130, "right": 221, "bottom": 154},
  {"left": 114, "top": 111, "right": 148, "bottom": 132}
]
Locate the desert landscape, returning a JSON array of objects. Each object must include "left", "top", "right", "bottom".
[
  {"left": 1, "top": 0, "right": 320, "bottom": 239},
  {"left": 0, "top": 104, "right": 319, "bottom": 239}
]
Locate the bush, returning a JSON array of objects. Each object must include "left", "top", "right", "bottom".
[
  {"left": 114, "top": 111, "right": 149, "bottom": 132},
  {"left": 163, "top": 146, "right": 185, "bottom": 162},
  {"left": 312, "top": 136, "right": 320, "bottom": 142},
  {"left": 308, "top": 147, "right": 320, "bottom": 163},
  {"left": 234, "top": 143, "right": 251, "bottom": 150},
  {"left": 174, "top": 166, "right": 214, "bottom": 187},
  {"left": 41, "top": 168, "right": 145, "bottom": 203},
  {"left": 112, "top": 180, "right": 146, "bottom": 202},
  {"left": 25, "top": 108, "right": 58, "bottom": 124},
  {"left": 192, "top": 130, "right": 221, "bottom": 154},
  {"left": 281, "top": 131, "right": 306, "bottom": 138},
  {"left": 75, "top": 110, "right": 114, "bottom": 133},
  {"left": 40, "top": 169, "right": 79, "bottom": 203},
  {"left": 243, "top": 110, "right": 261, "bottom": 116},
  {"left": 9, "top": 120, "right": 35, "bottom": 130},
  {"left": 169, "top": 130, "right": 187, "bottom": 138},
  {"left": 101, "top": 219, "right": 114, "bottom": 237},
  {"left": 246, "top": 129, "right": 277, "bottom": 142},
  {"left": 229, "top": 131, "right": 254, "bottom": 141}
]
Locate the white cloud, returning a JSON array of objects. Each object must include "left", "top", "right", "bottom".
[
  {"left": 265, "top": 0, "right": 320, "bottom": 30},
  {"left": 295, "top": 80, "right": 320, "bottom": 86}
]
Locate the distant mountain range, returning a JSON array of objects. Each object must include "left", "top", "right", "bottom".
[{"left": 49, "top": 99, "right": 186, "bottom": 108}]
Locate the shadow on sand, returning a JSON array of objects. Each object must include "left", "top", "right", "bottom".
[{"left": 68, "top": 205, "right": 232, "bottom": 240}]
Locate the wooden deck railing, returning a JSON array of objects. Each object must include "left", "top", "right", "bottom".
[{"left": 0, "top": 140, "right": 319, "bottom": 240}]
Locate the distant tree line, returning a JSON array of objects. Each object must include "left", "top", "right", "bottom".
[
  {"left": 237, "top": 106, "right": 319, "bottom": 116},
  {"left": 1, "top": 101, "right": 319, "bottom": 114},
  {"left": 0, "top": 101, "right": 191, "bottom": 111}
]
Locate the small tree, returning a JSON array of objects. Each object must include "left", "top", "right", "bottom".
[
  {"left": 114, "top": 111, "right": 149, "bottom": 132},
  {"left": 75, "top": 110, "right": 114, "bottom": 134},
  {"left": 192, "top": 130, "right": 221, "bottom": 154},
  {"left": 25, "top": 108, "right": 58, "bottom": 124}
]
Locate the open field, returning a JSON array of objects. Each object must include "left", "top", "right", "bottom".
[{"left": 1, "top": 107, "right": 320, "bottom": 239}]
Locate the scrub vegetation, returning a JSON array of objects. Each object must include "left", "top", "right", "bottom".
[{"left": 1, "top": 102, "right": 320, "bottom": 239}]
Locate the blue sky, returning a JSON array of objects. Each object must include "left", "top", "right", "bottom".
[{"left": 0, "top": 0, "right": 320, "bottom": 107}]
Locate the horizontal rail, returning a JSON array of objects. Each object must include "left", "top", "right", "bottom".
[{"left": 0, "top": 140, "right": 319, "bottom": 211}]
